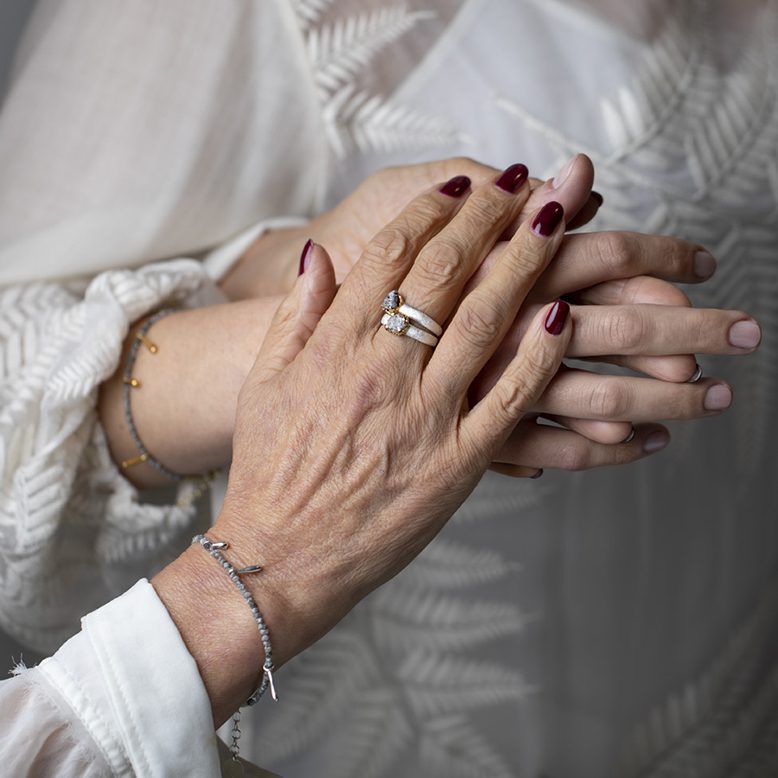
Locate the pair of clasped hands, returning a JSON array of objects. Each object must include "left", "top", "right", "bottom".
[{"left": 155, "top": 155, "right": 761, "bottom": 726}]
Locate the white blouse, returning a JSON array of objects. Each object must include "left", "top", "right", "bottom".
[{"left": 0, "top": 1, "right": 776, "bottom": 776}]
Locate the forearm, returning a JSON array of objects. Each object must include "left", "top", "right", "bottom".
[{"left": 98, "top": 297, "right": 283, "bottom": 489}]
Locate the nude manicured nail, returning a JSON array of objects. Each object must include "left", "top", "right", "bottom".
[
  {"left": 439, "top": 175, "right": 471, "bottom": 198},
  {"left": 704, "top": 383, "right": 732, "bottom": 411},
  {"left": 643, "top": 430, "right": 670, "bottom": 453},
  {"left": 552, "top": 156, "right": 576, "bottom": 189},
  {"left": 694, "top": 251, "right": 717, "bottom": 279},
  {"left": 728, "top": 319, "right": 761, "bottom": 349},
  {"left": 298, "top": 238, "right": 313, "bottom": 276},
  {"left": 544, "top": 299, "right": 570, "bottom": 335},
  {"left": 532, "top": 201, "right": 564, "bottom": 237},
  {"left": 495, "top": 163, "right": 529, "bottom": 193}
]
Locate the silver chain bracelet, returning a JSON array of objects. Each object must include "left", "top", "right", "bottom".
[{"left": 192, "top": 534, "right": 279, "bottom": 764}]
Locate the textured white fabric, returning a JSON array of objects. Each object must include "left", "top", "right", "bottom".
[
  {"left": 0, "top": 580, "right": 220, "bottom": 777},
  {"left": 0, "top": 1, "right": 776, "bottom": 777}
]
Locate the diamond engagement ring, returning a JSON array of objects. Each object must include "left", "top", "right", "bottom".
[
  {"left": 382, "top": 290, "right": 443, "bottom": 337},
  {"left": 381, "top": 290, "right": 441, "bottom": 347},
  {"left": 381, "top": 311, "right": 439, "bottom": 347}
]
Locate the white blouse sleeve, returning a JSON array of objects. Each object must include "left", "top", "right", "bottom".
[
  {"left": 0, "top": 579, "right": 221, "bottom": 777},
  {"left": 0, "top": 260, "right": 217, "bottom": 655}
]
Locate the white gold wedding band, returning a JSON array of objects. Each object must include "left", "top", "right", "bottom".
[
  {"left": 397, "top": 303, "right": 442, "bottom": 336},
  {"left": 381, "top": 312, "right": 439, "bottom": 347},
  {"left": 687, "top": 363, "right": 703, "bottom": 383},
  {"left": 382, "top": 290, "right": 443, "bottom": 337}
]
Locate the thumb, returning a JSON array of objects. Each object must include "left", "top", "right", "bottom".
[{"left": 252, "top": 239, "right": 337, "bottom": 382}]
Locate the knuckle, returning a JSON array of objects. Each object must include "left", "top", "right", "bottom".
[
  {"left": 604, "top": 310, "right": 646, "bottom": 352},
  {"left": 509, "top": 230, "right": 551, "bottom": 276},
  {"left": 416, "top": 239, "right": 462, "bottom": 287},
  {"left": 588, "top": 380, "right": 631, "bottom": 419},
  {"left": 493, "top": 378, "right": 533, "bottom": 424},
  {"left": 596, "top": 232, "right": 636, "bottom": 275},
  {"left": 463, "top": 192, "right": 503, "bottom": 225},
  {"left": 454, "top": 295, "right": 505, "bottom": 349},
  {"left": 364, "top": 227, "right": 411, "bottom": 267}
]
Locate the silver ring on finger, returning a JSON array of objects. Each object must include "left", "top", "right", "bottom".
[
  {"left": 381, "top": 311, "right": 439, "bottom": 348},
  {"left": 687, "top": 363, "right": 703, "bottom": 383},
  {"left": 382, "top": 290, "right": 443, "bottom": 337}
]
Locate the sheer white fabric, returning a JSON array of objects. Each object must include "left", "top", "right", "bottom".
[{"left": 0, "top": 1, "right": 776, "bottom": 776}]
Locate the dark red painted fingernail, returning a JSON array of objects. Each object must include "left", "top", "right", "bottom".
[
  {"left": 298, "top": 238, "right": 313, "bottom": 276},
  {"left": 591, "top": 191, "right": 604, "bottom": 206},
  {"left": 495, "top": 163, "right": 529, "bottom": 194},
  {"left": 530, "top": 468, "right": 544, "bottom": 479},
  {"left": 439, "top": 175, "right": 471, "bottom": 198},
  {"left": 532, "top": 201, "right": 564, "bottom": 237},
  {"left": 544, "top": 299, "right": 570, "bottom": 335}
]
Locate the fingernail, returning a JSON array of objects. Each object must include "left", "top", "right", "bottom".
[
  {"left": 544, "top": 299, "right": 570, "bottom": 335},
  {"left": 298, "top": 238, "right": 313, "bottom": 276},
  {"left": 530, "top": 469, "right": 544, "bottom": 479},
  {"left": 728, "top": 319, "right": 761, "bottom": 349},
  {"left": 551, "top": 156, "right": 576, "bottom": 189},
  {"left": 439, "top": 175, "right": 471, "bottom": 198},
  {"left": 643, "top": 430, "right": 670, "bottom": 453},
  {"left": 532, "top": 201, "right": 565, "bottom": 237},
  {"left": 622, "top": 427, "right": 636, "bottom": 444},
  {"left": 694, "top": 251, "right": 717, "bottom": 279},
  {"left": 591, "top": 190, "right": 604, "bottom": 206},
  {"left": 495, "top": 163, "right": 529, "bottom": 194},
  {"left": 704, "top": 383, "right": 732, "bottom": 411}
]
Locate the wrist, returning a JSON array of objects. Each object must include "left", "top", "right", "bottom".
[{"left": 219, "top": 224, "right": 309, "bottom": 301}]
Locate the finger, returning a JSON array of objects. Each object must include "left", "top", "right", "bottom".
[
  {"left": 523, "top": 154, "right": 595, "bottom": 228},
  {"left": 463, "top": 301, "right": 572, "bottom": 455},
  {"left": 575, "top": 353, "right": 699, "bottom": 383},
  {"left": 490, "top": 463, "right": 544, "bottom": 479},
  {"left": 398, "top": 163, "right": 532, "bottom": 328},
  {"left": 531, "top": 232, "right": 718, "bottom": 300},
  {"left": 563, "top": 277, "right": 696, "bottom": 381},
  {"left": 429, "top": 201, "right": 567, "bottom": 397},
  {"left": 493, "top": 420, "right": 670, "bottom": 471},
  {"left": 570, "top": 275, "right": 691, "bottom": 307},
  {"left": 536, "top": 367, "right": 734, "bottom": 422},
  {"left": 541, "top": 414, "right": 634, "bottom": 445},
  {"left": 566, "top": 305, "right": 762, "bottom": 358},
  {"left": 251, "top": 241, "right": 336, "bottom": 382},
  {"left": 565, "top": 191, "right": 603, "bottom": 231},
  {"left": 334, "top": 176, "right": 472, "bottom": 331}
]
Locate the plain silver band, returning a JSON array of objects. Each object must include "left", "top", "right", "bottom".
[
  {"left": 687, "top": 363, "right": 703, "bottom": 383},
  {"left": 398, "top": 303, "right": 443, "bottom": 336},
  {"left": 381, "top": 313, "right": 439, "bottom": 347}
]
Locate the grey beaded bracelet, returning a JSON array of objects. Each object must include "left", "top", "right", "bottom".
[
  {"left": 192, "top": 534, "right": 278, "bottom": 765},
  {"left": 121, "top": 308, "right": 184, "bottom": 481},
  {"left": 192, "top": 534, "right": 278, "bottom": 698}
]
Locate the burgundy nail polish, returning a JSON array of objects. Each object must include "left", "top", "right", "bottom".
[
  {"left": 544, "top": 299, "right": 570, "bottom": 335},
  {"left": 495, "top": 163, "right": 529, "bottom": 194},
  {"left": 439, "top": 175, "right": 471, "bottom": 198},
  {"left": 532, "top": 201, "right": 564, "bottom": 237},
  {"left": 298, "top": 238, "right": 313, "bottom": 276},
  {"left": 591, "top": 191, "right": 604, "bottom": 206}
]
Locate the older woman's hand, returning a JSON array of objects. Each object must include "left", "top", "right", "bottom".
[{"left": 155, "top": 169, "right": 573, "bottom": 726}]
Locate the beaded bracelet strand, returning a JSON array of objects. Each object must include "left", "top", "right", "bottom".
[
  {"left": 192, "top": 534, "right": 279, "bottom": 765},
  {"left": 120, "top": 308, "right": 184, "bottom": 480}
]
